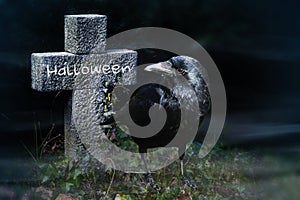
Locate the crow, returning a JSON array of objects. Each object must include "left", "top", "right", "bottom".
[{"left": 128, "top": 56, "right": 211, "bottom": 191}]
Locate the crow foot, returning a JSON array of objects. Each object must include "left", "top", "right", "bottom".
[
  {"left": 182, "top": 177, "right": 197, "bottom": 190},
  {"left": 145, "top": 173, "right": 161, "bottom": 192}
]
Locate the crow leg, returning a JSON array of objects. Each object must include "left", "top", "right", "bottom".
[
  {"left": 141, "top": 153, "right": 161, "bottom": 192},
  {"left": 180, "top": 153, "right": 197, "bottom": 190}
]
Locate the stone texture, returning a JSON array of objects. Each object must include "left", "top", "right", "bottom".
[
  {"left": 64, "top": 14, "right": 107, "bottom": 54},
  {"left": 67, "top": 51, "right": 137, "bottom": 157},
  {"left": 31, "top": 14, "right": 138, "bottom": 159},
  {"left": 31, "top": 52, "right": 80, "bottom": 91},
  {"left": 32, "top": 49, "right": 137, "bottom": 157},
  {"left": 31, "top": 50, "right": 137, "bottom": 92}
]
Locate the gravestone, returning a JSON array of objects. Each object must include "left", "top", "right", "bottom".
[{"left": 31, "top": 14, "right": 137, "bottom": 158}]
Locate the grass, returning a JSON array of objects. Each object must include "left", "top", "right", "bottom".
[
  {"left": 23, "top": 123, "right": 297, "bottom": 199},
  {"left": 34, "top": 141, "right": 261, "bottom": 200},
  {"left": 2, "top": 121, "right": 296, "bottom": 199}
]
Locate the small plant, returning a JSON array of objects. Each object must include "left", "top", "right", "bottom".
[
  {"left": 30, "top": 120, "right": 260, "bottom": 199},
  {"left": 34, "top": 139, "right": 260, "bottom": 199}
]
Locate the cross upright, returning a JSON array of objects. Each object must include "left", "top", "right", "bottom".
[{"left": 31, "top": 14, "right": 137, "bottom": 158}]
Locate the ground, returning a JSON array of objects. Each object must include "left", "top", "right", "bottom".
[
  {"left": 1, "top": 129, "right": 299, "bottom": 199},
  {"left": 34, "top": 140, "right": 263, "bottom": 200}
]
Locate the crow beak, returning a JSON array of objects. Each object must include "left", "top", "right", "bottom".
[{"left": 144, "top": 61, "right": 175, "bottom": 76}]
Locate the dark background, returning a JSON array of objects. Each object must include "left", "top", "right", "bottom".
[{"left": 0, "top": 0, "right": 299, "bottom": 181}]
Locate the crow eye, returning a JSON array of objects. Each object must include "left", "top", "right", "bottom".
[{"left": 177, "top": 68, "right": 186, "bottom": 75}]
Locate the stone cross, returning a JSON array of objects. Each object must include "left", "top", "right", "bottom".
[{"left": 31, "top": 14, "right": 137, "bottom": 158}]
